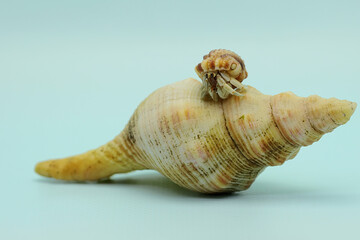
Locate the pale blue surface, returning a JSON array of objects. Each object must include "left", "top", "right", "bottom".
[{"left": 1, "top": 1, "right": 359, "bottom": 239}]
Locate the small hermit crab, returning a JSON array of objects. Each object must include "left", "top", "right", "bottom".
[{"left": 195, "top": 49, "right": 248, "bottom": 101}]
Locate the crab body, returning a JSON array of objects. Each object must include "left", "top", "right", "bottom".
[{"left": 195, "top": 49, "right": 248, "bottom": 101}]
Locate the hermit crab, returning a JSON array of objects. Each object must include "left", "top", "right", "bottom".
[{"left": 195, "top": 49, "right": 248, "bottom": 101}]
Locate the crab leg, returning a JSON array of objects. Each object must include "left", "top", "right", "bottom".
[
  {"left": 215, "top": 75, "right": 229, "bottom": 99},
  {"left": 201, "top": 86, "right": 208, "bottom": 99},
  {"left": 219, "top": 71, "right": 231, "bottom": 82},
  {"left": 220, "top": 71, "right": 247, "bottom": 93},
  {"left": 217, "top": 77, "right": 243, "bottom": 97},
  {"left": 223, "top": 84, "right": 243, "bottom": 97},
  {"left": 219, "top": 87, "right": 230, "bottom": 99},
  {"left": 200, "top": 76, "right": 209, "bottom": 99},
  {"left": 230, "top": 78, "right": 247, "bottom": 92},
  {"left": 217, "top": 85, "right": 229, "bottom": 99},
  {"left": 209, "top": 88, "right": 219, "bottom": 101}
]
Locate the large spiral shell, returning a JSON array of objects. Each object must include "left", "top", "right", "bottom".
[{"left": 35, "top": 79, "right": 356, "bottom": 193}]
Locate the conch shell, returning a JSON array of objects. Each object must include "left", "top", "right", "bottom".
[{"left": 35, "top": 78, "right": 356, "bottom": 193}]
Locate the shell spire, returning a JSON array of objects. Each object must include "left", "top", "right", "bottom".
[
  {"left": 272, "top": 92, "right": 356, "bottom": 146},
  {"left": 223, "top": 87, "right": 356, "bottom": 167},
  {"left": 35, "top": 79, "right": 356, "bottom": 193}
]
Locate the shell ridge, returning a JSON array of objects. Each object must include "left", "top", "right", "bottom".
[
  {"left": 269, "top": 95, "right": 299, "bottom": 148},
  {"left": 220, "top": 100, "right": 263, "bottom": 169},
  {"left": 303, "top": 98, "right": 325, "bottom": 135}
]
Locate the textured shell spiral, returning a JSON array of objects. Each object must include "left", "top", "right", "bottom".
[{"left": 35, "top": 78, "right": 357, "bottom": 193}]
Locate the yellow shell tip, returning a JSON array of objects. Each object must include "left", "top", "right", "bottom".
[{"left": 334, "top": 100, "right": 357, "bottom": 125}]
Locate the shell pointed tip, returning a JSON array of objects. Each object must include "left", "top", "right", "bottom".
[
  {"left": 306, "top": 96, "right": 357, "bottom": 133},
  {"left": 34, "top": 161, "right": 50, "bottom": 178},
  {"left": 337, "top": 99, "right": 357, "bottom": 125}
]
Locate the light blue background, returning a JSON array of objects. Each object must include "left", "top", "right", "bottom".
[{"left": 1, "top": 0, "right": 359, "bottom": 239}]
